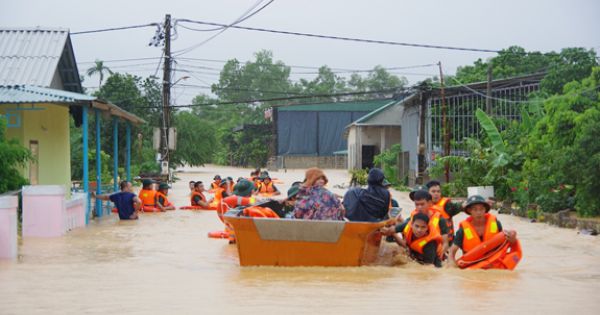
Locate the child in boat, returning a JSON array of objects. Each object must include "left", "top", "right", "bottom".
[
  {"left": 138, "top": 179, "right": 157, "bottom": 209},
  {"left": 93, "top": 181, "right": 141, "bottom": 220},
  {"left": 386, "top": 212, "right": 443, "bottom": 267},
  {"left": 191, "top": 181, "right": 209, "bottom": 208},
  {"left": 155, "top": 183, "right": 176, "bottom": 211},
  {"left": 426, "top": 180, "right": 463, "bottom": 247},
  {"left": 255, "top": 174, "right": 281, "bottom": 196},
  {"left": 448, "top": 195, "right": 517, "bottom": 268}
]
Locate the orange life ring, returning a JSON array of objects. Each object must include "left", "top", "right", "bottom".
[
  {"left": 208, "top": 230, "right": 230, "bottom": 239},
  {"left": 179, "top": 205, "right": 217, "bottom": 211},
  {"left": 457, "top": 231, "right": 523, "bottom": 270},
  {"left": 112, "top": 207, "right": 118, "bottom": 213}
]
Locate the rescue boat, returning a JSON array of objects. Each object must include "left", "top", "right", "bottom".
[{"left": 224, "top": 209, "right": 389, "bottom": 267}]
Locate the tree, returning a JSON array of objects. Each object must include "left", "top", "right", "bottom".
[
  {"left": 0, "top": 116, "right": 32, "bottom": 193},
  {"left": 170, "top": 111, "right": 216, "bottom": 167},
  {"left": 86, "top": 60, "right": 113, "bottom": 88}
]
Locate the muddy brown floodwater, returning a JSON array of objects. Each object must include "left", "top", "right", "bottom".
[{"left": 1, "top": 165, "right": 599, "bottom": 314}]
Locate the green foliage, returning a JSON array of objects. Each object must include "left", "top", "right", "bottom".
[
  {"left": 349, "top": 168, "right": 368, "bottom": 186},
  {"left": 170, "top": 111, "right": 216, "bottom": 167},
  {"left": 0, "top": 116, "right": 32, "bottom": 193},
  {"left": 373, "top": 144, "right": 403, "bottom": 185}
]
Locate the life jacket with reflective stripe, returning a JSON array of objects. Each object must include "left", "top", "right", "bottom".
[
  {"left": 190, "top": 191, "right": 206, "bottom": 206},
  {"left": 139, "top": 189, "right": 156, "bottom": 206},
  {"left": 258, "top": 181, "right": 276, "bottom": 193},
  {"left": 405, "top": 211, "right": 443, "bottom": 256},
  {"left": 433, "top": 197, "right": 455, "bottom": 242},
  {"left": 402, "top": 219, "right": 442, "bottom": 255},
  {"left": 155, "top": 191, "right": 172, "bottom": 207},
  {"left": 460, "top": 213, "right": 499, "bottom": 253}
]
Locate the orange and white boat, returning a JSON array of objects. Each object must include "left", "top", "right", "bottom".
[{"left": 224, "top": 210, "right": 390, "bottom": 267}]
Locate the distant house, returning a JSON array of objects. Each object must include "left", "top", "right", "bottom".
[{"left": 272, "top": 99, "right": 395, "bottom": 169}]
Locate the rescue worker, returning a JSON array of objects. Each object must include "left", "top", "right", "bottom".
[
  {"left": 155, "top": 182, "right": 176, "bottom": 211},
  {"left": 191, "top": 181, "right": 209, "bottom": 208},
  {"left": 385, "top": 212, "right": 443, "bottom": 267},
  {"left": 210, "top": 175, "right": 222, "bottom": 191},
  {"left": 448, "top": 195, "right": 517, "bottom": 268},
  {"left": 138, "top": 179, "right": 157, "bottom": 209},
  {"left": 426, "top": 180, "right": 463, "bottom": 246},
  {"left": 255, "top": 174, "right": 281, "bottom": 196}
]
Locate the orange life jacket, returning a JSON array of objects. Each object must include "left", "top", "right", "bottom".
[
  {"left": 258, "top": 181, "right": 276, "bottom": 193},
  {"left": 211, "top": 181, "right": 221, "bottom": 190},
  {"left": 190, "top": 191, "right": 207, "bottom": 206},
  {"left": 139, "top": 189, "right": 157, "bottom": 206},
  {"left": 402, "top": 218, "right": 442, "bottom": 255},
  {"left": 243, "top": 206, "right": 279, "bottom": 218},
  {"left": 406, "top": 211, "right": 443, "bottom": 257},
  {"left": 155, "top": 191, "right": 172, "bottom": 207},
  {"left": 217, "top": 195, "right": 257, "bottom": 223},
  {"left": 432, "top": 197, "right": 455, "bottom": 242},
  {"left": 459, "top": 213, "right": 500, "bottom": 253}
]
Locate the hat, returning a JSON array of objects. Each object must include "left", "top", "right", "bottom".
[
  {"left": 233, "top": 179, "right": 254, "bottom": 197},
  {"left": 227, "top": 176, "right": 233, "bottom": 181},
  {"left": 409, "top": 185, "right": 426, "bottom": 201},
  {"left": 158, "top": 183, "right": 169, "bottom": 190},
  {"left": 382, "top": 179, "right": 392, "bottom": 187},
  {"left": 259, "top": 171, "right": 270, "bottom": 180},
  {"left": 287, "top": 185, "right": 300, "bottom": 199},
  {"left": 213, "top": 175, "right": 221, "bottom": 180},
  {"left": 142, "top": 179, "right": 154, "bottom": 187},
  {"left": 464, "top": 195, "right": 491, "bottom": 214},
  {"left": 304, "top": 168, "right": 328, "bottom": 187}
]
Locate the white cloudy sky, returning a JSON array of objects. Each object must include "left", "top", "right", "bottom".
[{"left": 1, "top": 0, "right": 599, "bottom": 104}]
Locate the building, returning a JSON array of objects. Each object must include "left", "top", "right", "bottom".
[{"left": 273, "top": 99, "right": 395, "bottom": 169}]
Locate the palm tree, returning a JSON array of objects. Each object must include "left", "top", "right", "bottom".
[{"left": 86, "top": 60, "right": 113, "bottom": 88}]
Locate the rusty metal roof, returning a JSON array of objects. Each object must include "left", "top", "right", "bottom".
[{"left": 0, "top": 28, "right": 82, "bottom": 92}]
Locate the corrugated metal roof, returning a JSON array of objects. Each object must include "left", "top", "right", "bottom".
[
  {"left": 0, "top": 85, "right": 95, "bottom": 103},
  {"left": 0, "top": 28, "right": 69, "bottom": 87},
  {"left": 276, "top": 99, "right": 394, "bottom": 112}
]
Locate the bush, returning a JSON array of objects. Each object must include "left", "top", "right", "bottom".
[
  {"left": 374, "top": 144, "right": 402, "bottom": 185},
  {"left": 349, "top": 168, "right": 368, "bottom": 186}
]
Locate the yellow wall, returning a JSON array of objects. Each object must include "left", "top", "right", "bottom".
[{"left": 1, "top": 103, "right": 71, "bottom": 191}]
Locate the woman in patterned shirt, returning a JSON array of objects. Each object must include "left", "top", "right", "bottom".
[{"left": 292, "top": 168, "right": 345, "bottom": 221}]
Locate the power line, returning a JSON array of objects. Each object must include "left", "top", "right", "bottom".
[
  {"left": 173, "top": 0, "right": 275, "bottom": 56},
  {"left": 177, "top": 19, "right": 501, "bottom": 53},
  {"left": 71, "top": 23, "right": 159, "bottom": 35}
]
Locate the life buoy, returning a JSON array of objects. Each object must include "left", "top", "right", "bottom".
[
  {"left": 457, "top": 231, "right": 523, "bottom": 270},
  {"left": 208, "top": 230, "right": 230, "bottom": 239},
  {"left": 243, "top": 206, "right": 280, "bottom": 218},
  {"left": 112, "top": 207, "right": 118, "bottom": 213}
]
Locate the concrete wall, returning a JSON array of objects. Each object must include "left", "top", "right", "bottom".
[
  {"left": 1, "top": 103, "right": 71, "bottom": 191},
  {"left": 277, "top": 155, "right": 347, "bottom": 169},
  {"left": 401, "top": 105, "right": 420, "bottom": 186},
  {"left": 347, "top": 125, "right": 401, "bottom": 170}
]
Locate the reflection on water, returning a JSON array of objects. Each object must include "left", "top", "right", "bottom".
[{"left": 1, "top": 167, "right": 600, "bottom": 314}]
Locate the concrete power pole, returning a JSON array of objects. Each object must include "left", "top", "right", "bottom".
[{"left": 161, "top": 14, "right": 172, "bottom": 175}]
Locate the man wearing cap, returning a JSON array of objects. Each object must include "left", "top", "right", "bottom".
[
  {"left": 155, "top": 183, "right": 176, "bottom": 211},
  {"left": 448, "top": 195, "right": 517, "bottom": 267},
  {"left": 220, "top": 179, "right": 257, "bottom": 243},
  {"left": 279, "top": 182, "right": 301, "bottom": 218},
  {"left": 93, "top": 181, "right": 141, "bottom": 220},
  {"left": 255, "top": 174, "right": 281, "bottom": 196},
  {"left": 210, "top": 175, "right": 222, "bottom": 191},
  {"left": 139, "top": 179, "right": 157, "bottom": 209}
]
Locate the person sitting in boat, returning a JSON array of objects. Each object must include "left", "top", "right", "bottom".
[
  {"left": 384, "top": 190, "right": 450, "bottom": 255},
  {"left": 155, "top": 183, "right": 176, "bottom": 211},
  {"left": 191, "top": 181, "right": 209, "bottom": 208},
  {"left": 293, "top": 168, "right": 345, "bottom": 221},
  {"left": 448, "top": 195, "right": 518, "bottom": 268},
  {"left": 188, "top": 180, "right": 195, "bottom": 194},
  {"left": 138, "top": 179, "right": 157, "bottom": 209},
  {"left": 280, "top": 182, "right": 301, "bottom": 218},
  {"left": 226, "top": 177, "right": 235, "bottom": 194},
  {"left": 93, "top": 180, "right": 141, "bottom": 220},
  {"left": 343, "top": 168, "right": 391, "bottom": 222},
  {"left": 426, "top": 180, "right": 463, "bottom": 247},
  {"left": 255, "top": 174, "right": 281, "bottom": 196},
  {"left": 385, "top": 212, "right": 443, "bottom": 267},
  {"left": 210, "top": 175, "right": 222, "bottom": 191}
]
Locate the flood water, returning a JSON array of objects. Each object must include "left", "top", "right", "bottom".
[{"left": 1, "top": 165, "right": 599, "bottom": 314}]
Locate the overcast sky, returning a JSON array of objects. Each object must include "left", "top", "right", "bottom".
[{"left": 1, "top": 0, "right": 599, "bottom": 104}]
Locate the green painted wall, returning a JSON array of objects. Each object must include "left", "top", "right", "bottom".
[{"left": 1, "top": 103, "right": 71, "bottom": 192}]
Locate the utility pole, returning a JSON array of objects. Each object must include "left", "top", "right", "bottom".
[
  {"left": 486, "top": 63, "right": 493, "bottom": 115},
  {"left": 438, "top": 61, "right": 450, "bottom": 183},
  {"left": 161, "top": 14, "right": 172, "bottom": 174}
]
